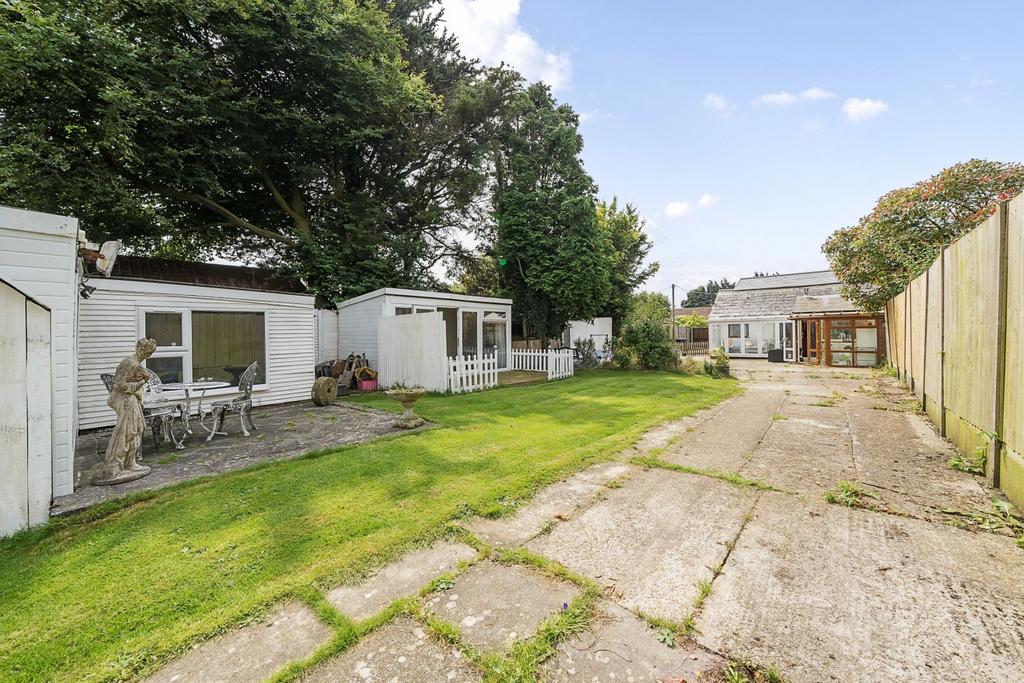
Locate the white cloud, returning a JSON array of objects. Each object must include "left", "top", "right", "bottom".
[
  {"left": 702, "top": 93, "right": 735, "bottom": 116},
  {"left": 799, "top": 86, "right": 837, "bottom": 101},
  {"left": 438, "top": 0, "right": 572, "bottom": 90},
  {"left": 753, "top": 86, "right": 837, "bottom": 106},
  {"left": 697, "top": 193, "right": 720, "bottom": 209},
  {"left": 842, "top": 97, "right": 889, "bottom": 122},
  {"left": 753, "top": 91, "right": 799, "bottom": 106},
  {"left": 664, "top": 201, "right": 693, "bottom": 218}
]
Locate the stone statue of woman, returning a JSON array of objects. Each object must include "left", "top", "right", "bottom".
[{"left": 91, "top": 338, "right": 157, "bottom": 485}]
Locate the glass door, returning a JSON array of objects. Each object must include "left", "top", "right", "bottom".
[
  {"left": 828, "top": 320, "right": 854, "bottom": 366},
  {"left": 807, "top": 321, "right": 819, "bottom": 364}
]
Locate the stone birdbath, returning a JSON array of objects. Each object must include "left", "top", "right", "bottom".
[{"left": 385, "top": 387, "right": 427, "bottom": 429}]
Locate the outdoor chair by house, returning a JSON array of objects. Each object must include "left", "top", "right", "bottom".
[
  {"left": 206, "top": 361, "right": 259, "bottom": 441},
  {"left": 100, "top": 372, "right": 184, "bottom": 451}
]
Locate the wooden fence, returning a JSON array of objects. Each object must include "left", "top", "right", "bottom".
[
  {"left": 377, "top": 312, "right": 448, "bottom": 393},
  {"left": 511, "top": 348, "right": 575, "bottom": 380},
  {"left": 447, "top": 353, "right": 498, "bottom": 393},
  {"left": 676, "top": 341, "right": 710, "bottom": 357},
  {"left": 885, "top": 194, "right": 1024, "bottom": 508},
  {"left": 1, "top": 279, "right": 52, "bottom": 537},
  {"left": 511, "top": 338, "right": 561, "bottom": 350}
]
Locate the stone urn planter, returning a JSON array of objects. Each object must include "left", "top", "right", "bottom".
[{"left": 385, "top": 387, "right": 427, "bottom": 429}]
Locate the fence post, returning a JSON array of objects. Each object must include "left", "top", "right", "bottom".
[
  {"left": 991, "top": 201, "right": 1010, "bottom": 488},
  {"left": 938, "top": 248, "right": 946, "bottom": 436},
  {"left": 921, "top": 270, "right": 929, "bottom": 404}
]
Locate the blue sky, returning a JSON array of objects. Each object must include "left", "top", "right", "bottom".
[{"left": 440, "top": 0, "right": 1024, "bottom": 299}]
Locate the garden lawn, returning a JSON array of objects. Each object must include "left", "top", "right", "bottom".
[{"left": 0, "top": 370, "right": 738, "bottom": 683}]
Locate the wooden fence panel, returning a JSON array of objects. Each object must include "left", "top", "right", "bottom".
[
  {"left": 447, "top": 354, "right": 498, "bottom": 393},
  {"left": 377, "top": 312, "right": 448, "bottom": 393},
  {"left": 943, "top": 213, "right": 1001, "bottom": 454},
  {"left": 1001, "top": 195, "right": 1024, "bottom": 505},
  {"left": 25, "top": 300, "right": 52, "bottom": 527},
  {"left": 908, "top": 273, "right": 928, "bottom": 400},
  {"left": 890, "top": 291, "right": 905, "bottom": 372},
  {"left": 923, "top": 256, "right": 944, "bottom": 427}
]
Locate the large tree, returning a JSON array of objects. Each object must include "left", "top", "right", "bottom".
[
  {"left": 491, "top": 79, "right": 612, "bottom": 342},
  {"left": 0, "top": 0, "right": 504, "bottom": 300},
  {"left": 596, "top": 199, "right": 658, "bottom": 332},
  {"left": 683, "top": 278, "right": 735, "bottom": 307},
  {"left": 823, "top": 159, "right": 1024, "bottom": 311}
]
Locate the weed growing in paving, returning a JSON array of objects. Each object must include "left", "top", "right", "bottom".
[
  {"left": 942, "top": 498, "right": 1024, "bottom": 548},
  {"left": 949, "top": 431, "right": 996, "bottom": 476},
  {"left": 824, "top": 480, "right": 881, "bottom": 508},
  {"left": 656, "top": 627, "right": 676, "bottom": 647},
  {"left": 632, "top": 455, "right": 779, "bottom": 492},
  {"left": 811, "top": 391, "right": 845, "bottom": 408},
  {"left": 772, "top": 413, "right": 787, "bottom": 421},
  {"left": 723, "top": 659, "right": 786, "bottom": 683}
]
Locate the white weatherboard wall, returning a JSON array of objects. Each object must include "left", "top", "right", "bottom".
[
  {"left": 78, "top": 278, "right": 315, "bottom": 430},
  {"left": 0, "top": 206, "right": 79, "bottom": 498},
  {"left": 338, "top": 288, "right": 512, "bottom": 372},
  {"left": 0, "top": 280, "right": 52, "bottom": 536}
]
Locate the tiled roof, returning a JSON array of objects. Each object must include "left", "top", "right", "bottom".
[
  {"left": 710, "top": 283, "right": 842, "bottom": 320},
  {"left": 733, "top": 270, "right": 838, "bottom": 291},
  {"left": 792, "top": 293, "right": 860, "bottom": 315},
  {"left": 673, "top": 306, "right": 712, "bottom": 318},
  {"left": 103, "top": 255, "right": 307, "bottom": 293}
]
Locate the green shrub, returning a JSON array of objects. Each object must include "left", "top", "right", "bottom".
[
  {"left": 574, "top": 337, "right": 600, "bottom": 369},
  {"left": 703, "top": 346, "right": 731, "bottom": 378},
  {"left": 677, "top": 356, "right": 702, "bottom": 375},
  {"left": 613, "top": 318, "right": 677, "bottom": 370}
]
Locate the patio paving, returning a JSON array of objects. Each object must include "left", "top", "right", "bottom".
[
  {"left": 140, "top": 361, "right": 1024, "bottom": 682},
  {"left": 55, "top": 400, "right": 410, "bottom": 515}
]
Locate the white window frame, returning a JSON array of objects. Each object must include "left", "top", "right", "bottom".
[{"left": 138, "top": 307, "right": 270, "bottom": 394}]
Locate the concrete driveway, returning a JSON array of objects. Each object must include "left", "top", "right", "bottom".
[{"left": 143, "top": 362, "right": 1024, "bottom": 682}]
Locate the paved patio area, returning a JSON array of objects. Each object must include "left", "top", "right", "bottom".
[
  {"left": 55, "top": 400, "right": 409, "bottom": 516},
  {"left": 138, "top": 361, "right": 1024, "bottom": 682}
]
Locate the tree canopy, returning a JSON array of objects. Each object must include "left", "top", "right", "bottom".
[
  {"left": 0, "top": 0, "right": 506, "bottom": 300},
  {"left": 823, "top": 159, "right": 1024, "bottom": 311},
  {"left": 682, "top": 278, "right": 735, "bottom": 307},
  {"left": 491, "top": 80, "right": 612, "bottom": 342},
  {"left": 596, "top": 199, "right": 658, "bottom": 330}
]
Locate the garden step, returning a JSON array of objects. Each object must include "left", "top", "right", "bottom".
[
  {"left": 326, "top": 541, "right": 477, "bottom": 621},
  {"left": 465, "top": 461, "right": 636, "bottom": 546},
  {"left": 144, "top": 602, "right": 330, "bottom": 683},
  {"left": 301, "top": 616, "right": 480, "bottom": 682},
  {"left": 423, "top": 561, "right": 580, "bottom": 654}
]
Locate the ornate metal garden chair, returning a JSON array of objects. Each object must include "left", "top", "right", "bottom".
[
  {"left": 100, "top": 372, "right": 183, "bottom": 452},
  {"left": 206, "top": 361, "right": 259, "bottom": 441}
]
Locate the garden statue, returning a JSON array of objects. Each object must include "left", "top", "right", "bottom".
[{"left": 91, "top": 338, "right": 157, "bottom": 485}]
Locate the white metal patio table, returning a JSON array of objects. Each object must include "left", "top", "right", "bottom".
[{"left": 161, "top": 380, "right": 231, "bottom": 438}]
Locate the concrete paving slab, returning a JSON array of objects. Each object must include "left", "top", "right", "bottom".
[
  {"left": 845, "top": 393, "right": 993, "bottom": 521},
  {"left": 145, "top": 602, "right": 331, "bottom": 683},
  {"left": 424, "top": 562, "right": 579, "bottom": 654},
  {"left": 540, "top": 601, "right": 726, "bottom": 682},
  {"left": 302, "top": 617, "right": 480, "bottom": 682},
  {"left": 697, "top": 492, "right": 1024, "bottom": 682},
  {"left": 327, "top": 542, "right": 478, "bottom": 621},
  {"left": 740, "top": 395, "right": 856, "bottom": 493},
  {"left": 465, "top": 462, "right": 636, "bottom": 546},
  {"left": 527, "top": 469, "right": 758, "bottom": 622},
  {"left": 661, "top": 388, "right": 784, "bottom": 471}
]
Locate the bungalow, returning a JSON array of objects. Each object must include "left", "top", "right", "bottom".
[
  {"left": 77, "top": 256, "right": 316, "bottom": 430},
  {"left": 709, "top": 270, "right": 885, "bottom": 366}
]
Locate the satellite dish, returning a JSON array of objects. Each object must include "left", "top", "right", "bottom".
[{"left": 95, "top": 240, "right": 120, "bottom": 277}]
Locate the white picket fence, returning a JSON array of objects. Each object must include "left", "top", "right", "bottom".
[
  {"left": 448, "top": 353, "right": 499, "bottom": 393},
  {"left": 511, "top": 348, "right": 575, "bottom": 380}
]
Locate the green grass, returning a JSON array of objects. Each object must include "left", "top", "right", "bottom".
[
  {"left": 823, "top": 480, "right": 881, "bottom": 507},
  {"left": 0, "top": 369, "right": 737, "bottom": 683},
  {"left": 631, "top": 455, "right": 779, "bottom": 491}
]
